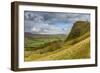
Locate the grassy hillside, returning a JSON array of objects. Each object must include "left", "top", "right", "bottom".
[
  {"left": 24, "top": 21, "right": 90, "bottom": 61},
  {"left": 35, "top": 37, "right": 90, "bottom": 61},
  {"left": 65, "top": 21, "right": 90, "bottom": 41},
  {"left": 24, "top": 34, "right": 66, "bottom": 51},
  {"left": 25, "top": 33, "right": 90, "bottom": 61}
]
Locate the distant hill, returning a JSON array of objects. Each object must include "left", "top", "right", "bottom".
[
  {"left": 25, "top": 32, "right": 33, "bottom": 38},
  {"left": 65, "top": 21, "right": 90, "bottom": 41},
  {"left": 25, "top": 32, "right": 66, "bottom": 39}
]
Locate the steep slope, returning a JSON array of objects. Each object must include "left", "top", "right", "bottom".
[
  {"left": 34, "top": 21, "right": 90, "bottom": 60},
  {"left": 25, "top": 21, "right": 90, "bottom": 61},
  {"left": 25, "top": 32, "right": 90, "bottom": 61},
  {"left": 65, "top": 21, "right": 90, "bottom": 41},
  {"left": 36, "top": 37, "right": 90, "bottom": 60}
]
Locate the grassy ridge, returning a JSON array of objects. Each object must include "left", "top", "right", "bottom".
[
  {"left": 24, "top": 21, "right": 90, "bottom": 61},
  {"left": 25, "top": 32, "right": 90, "bottom": 61},
  {"left": 36, "top": 37, "right": 90, "bottom": 61},
  {"left": 65, "top": 21, "right": 90, "bottom": 41}
]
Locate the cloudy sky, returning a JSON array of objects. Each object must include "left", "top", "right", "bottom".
[{"left": 24, "top": 11, "right": 90, "bottom": 35}]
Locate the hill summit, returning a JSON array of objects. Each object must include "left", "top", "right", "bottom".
[{"left": 65, "top": 21, "right": 90, "bottom": 41}]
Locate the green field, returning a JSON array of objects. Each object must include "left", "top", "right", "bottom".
[{"left": 24, "top": 21, "right": 90, "bottom": 61}]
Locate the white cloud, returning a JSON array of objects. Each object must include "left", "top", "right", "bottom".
[
  {"left": 24, "top": 11, "right": 90, "bottom": 34},
  {"left": 31, "top": 27, "right": 41, "bottom": 32},
  {"left": 30, "top": 23, "right": 67, "bottom": 34}
]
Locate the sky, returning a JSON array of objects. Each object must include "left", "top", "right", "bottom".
[{"left": 24, "top": 11, "right": 90, "bottom": 35}]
